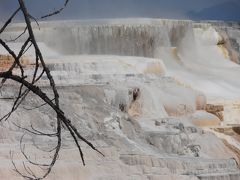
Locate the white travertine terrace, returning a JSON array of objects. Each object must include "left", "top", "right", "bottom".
[{"left": 0, "top": 18, "right": 240, "bottom": 179}]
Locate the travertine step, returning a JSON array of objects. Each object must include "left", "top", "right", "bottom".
[
  {"left": 120, "top": 154, "right": 239, "bottom": 176},
  {"left": 197, "top": 172, "right": 240, "bottom": 180}
]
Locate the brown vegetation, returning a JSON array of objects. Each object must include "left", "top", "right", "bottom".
[{"left": 206, "top": 104, "right": 224, "bottom": 121}]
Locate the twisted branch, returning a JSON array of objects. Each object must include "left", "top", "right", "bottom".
[{"left": 0, "top": 0, "right": 103, "bottom": 179}]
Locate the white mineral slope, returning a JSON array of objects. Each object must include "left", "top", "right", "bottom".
[
  {"left": 156, "top": 24, "right": 240, "bottom": 124},
  {"left": 1, "top": 19, "right": 240, "bottom": 179},
  {"left": 3, "top": 19, "right": 240, "bottom": 99},
  {"left": 162, "top": 26, "right": 240, "bottom": 100},
  {"left": 0, "top": 85, "right": 238, "bottom": 180}
]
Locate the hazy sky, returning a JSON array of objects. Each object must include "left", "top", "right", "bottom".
[{"left": 1, "top": 0, "right": 240, "bottom": 21}]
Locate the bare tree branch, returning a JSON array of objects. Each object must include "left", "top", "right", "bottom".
[
  {"left": 0, "top": 7, "right": 20, "bottom": 34},
  {"left": 0, "top": 0, "right": 103, "bottom": 179}
]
